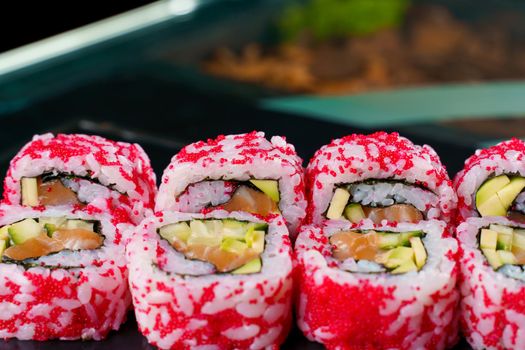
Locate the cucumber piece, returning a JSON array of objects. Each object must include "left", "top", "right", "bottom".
[
  {"left": 44, "top": 224, "right": 57, "bottom": 237},
  {"left": 187, "top": 234, "right": 222, "bottom": 247},
  {"left": 384, "top": 247, "right": 414, "bottom": 269},
  {"left": 246, "top": 230, "right": 265, "bottom": 253},
  {"left": 496, "top": 233, "right": 513, "bottom": 251},
  {"left": 377, "top": 234, "right": 400, "bottom": 249},
  {"left": 21, "top": 177, "right": 39, "bottom": 206},
  {"left": 204, "top": 220, "right": 223, "bottom": 235},
  {"left": 490, "top": 224, "right": 513, "bottom": 236},
  {"left": 220, "top": 238, "right": 248, "bottom": 254},
  {"left": 252, "top": 222, "right": 269, "bottom": 231},
  {"left": 65, "top": 220, "right": 94, "bottom": 231},
  {"left": 39, "top": 216, "right": 67, "bottom": 228},
  {"left": 0, "top": 239, "right": 7, "bottom": 256},
  {"left": 399, "top": 231, "right": 424, "bottom": 246},
  {"left": 249, "top": 179, "right": 280, "bottom": 202},
  {"left": 8, "top": 218, "right": 42, "bottom": 245},
  {"left": 391, "top": 260, "right": 417, "bottom": 274},
  {"left": 232, "top": 258, "right": 262, "bottom": 274},
  {"left": 480, "top": 229, "right": 498, "bottom": 250},
  {"left": 497, "top": 250, "right": 517, "bottom": 265},
  {"left": 159, "top": 222, "right": 191, "bottom": 244},
  {"left": 344, "top": 203, "right": 366, "bottom": 223},
  {"left": 0, "top": 225, "right": 9, "bottom": 241},
  {"left": 410, "top": 237, "right": 427, "bottom": 269},
  {"left": 189, "top": 220, "right": 209, "bottom": 237},
  {"left": 482, "top": 249, "right": 502, "bottom": 269},
  {"left": 326, "top": 188, "right": 350, "bottom": 220}
]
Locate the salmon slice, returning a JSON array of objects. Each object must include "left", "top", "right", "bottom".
[
  {"left": 172, "top": 240, "right": 259, "bottom": 272},
  {"left": 4, "top": 234, "right": 64, "bottom": 261},
  {"left": 221, "top": 185, "right": 279, "bottom": 216},
  {"left": 330, "top": 231, "right": 380, "bottom": 262},
  {"left": 52, "top": 229, "right": 104, "bottom": 250},
  {"left": 363, "top": 204, "right": 423, "bottom": 224},
  {"left": 38, "top": 177, "right": 83, "bottom": 206}
]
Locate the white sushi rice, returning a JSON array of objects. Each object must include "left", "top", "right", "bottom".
[
  {"left": 457, "top": 217, "right": 525, "bottom": 349},
  {"left": 127, "top": 211, "right": 293, "bottom": 349},
  {"left": 349, "top": 181, "right": 439, "bottom": 213},
  {"left": 296, "top": 220, "right": 459, "bottom": 349},
  {"left": 175, "top": 181, "right": 235, "bottom": 213}
]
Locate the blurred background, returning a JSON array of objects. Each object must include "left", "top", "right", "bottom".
[
  {"left": 1, "top": 0, "right": 525, "bottom": 175},
  {"left": 1, "top": 1, "right": 522, "bottom": 349}
]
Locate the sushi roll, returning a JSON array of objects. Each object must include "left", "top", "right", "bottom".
[
  {"left": 127, "top": 211, "right": 293, "bottom": 349},
  {"left": 455, "top": 138, "right": 525, "bottom": 223},
  {"left": 155, "top": 131, "right": 306, "bottom": 234},
  {"left": 3, "top": 133, "right": 156, "bottom": 224},
  {"left": 458, "top": 217, "right": 525, "bottom": 349},
  {"left": 306, "top": 132, "right": 456, "bottom": 226},
  {"left": 295, "top": 220, "right": 459, "bottom": 350},
  {"left": 0, "top": 205, "right": 131, "bottom": 340}
]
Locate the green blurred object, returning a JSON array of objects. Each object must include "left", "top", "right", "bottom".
[{"left": 278, "top": 0, "right": 410, "bottom": 41}]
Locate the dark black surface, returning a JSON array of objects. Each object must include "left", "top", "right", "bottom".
[{"left": 0, "top": 75, "right": 475, "bottom": 349}]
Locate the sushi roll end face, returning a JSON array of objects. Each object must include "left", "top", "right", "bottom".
[
  {"left": 458, "top": 217, "right": 525, "bottom": 349},
  {"left": 4, "top": 133, "right": 157, "bottom": 223},
  {"left": 306, "top": 132, "right": 457, "bottom": 227},
  {"left": 0, "top": 205, "right": 132, "bottom": 340},
  {"left": 127, "top": 211, "right": 293, "bottom": 349},
  {"left": 455, "top": 138, "right": 525, "bottom": 222},
  {"left": 155, "top": 131, "right": 307, "bottom": 234},
  {"left": 295, "top": 220, "right": 459, "bottom": 350}
]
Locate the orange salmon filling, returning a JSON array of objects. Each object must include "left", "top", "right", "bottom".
[
  {"left": 220, "top": 186, "right": 279, "bottom": 216},
  {"left": 362, "top": 204, "right": 423, "bottom": 224},
  {"left": 37, "top": 177, "right": 83, "bottom": 206}
]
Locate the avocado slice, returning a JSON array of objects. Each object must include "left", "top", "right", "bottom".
[
  {"left": 8, "top": 218, "right": 42, "bottom": 245},
  {"left": 513, "top": 230, "right": 525, "bottom": 250},
  {"left": 477, "top": 194, "right": 507, "bottom": 217},
  {"left": 482, "top": 248, "right": 502, "bottom": 269},
  {"left": 344, "top": 203, "right": 366, "bottom": 223},
  {"left": 399, "top": 231, "right": 424, "bottom": 246},
  {"left": 39, "top": 217, "right": 67, "bottom": 228},
  {"left": 384, "top": 247, "right": 414, "bottom": 269},
  {"left": 0, "top": 225, "right": 9, "bottom": 241},
  {"left": 232, "top": 258, "right": 262, "bottom": 274},
  {"left": 222, "top": 219, "right": 247, "bottom": 240},
  {"left": 497, "top": 177, "right": 525, "bottom": 211},
  {"left": 497, "top": 250, "right": 517, "bottom": 265},
  {"left": 410, "top": 237, "right": 427, "bottom": 269},
  {"left": 377, "top": 234, "right": 400, "bottom": 249},
  {"left": 497, "top": 233, "right": 513, "bottom": 251},
  {"left": 326, "top": 188, "right": 351, "bottom": 220},
  {"left": 220, "top": 238, "right": 248, "bottom": 254},
  {"left": 159, "top": 222, "right": 191, "bottom": 244},
  {"left": 391, "top": 260, "right": 417, "bottom": 274},
  {"left": 490, "top": 224, "right": 514, "bottom": 236},
  {"left": 204, "top": 220, "right": 223, "bottom": 236},
  {"left": 189, "top": 220, "right": 209, "bottom": 236},
  {"left": 249, "top": 180, "right": 280, "bottom": 202},
  {"left": 480, "top": 229, "right": 498, "bottom": 250},
  {"left": 21, "top": 177, "right": 39, "bottom": 206},
  {"left": 476, "top": 175, "right": 510, "bottom": 206},
  {"left": 245, "top": 229, "right": 265, "bottom": 253}
]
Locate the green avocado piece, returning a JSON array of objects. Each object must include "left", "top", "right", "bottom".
[
  {"left": 249, "top": 179, "right": 280, "bottom": 202},
  {"left": 39, "top": 216, "right": 67, "bottom": 228},
  {"left": 8, "top": 218, "right": 42, "bottom": 245},
  {"left": 480, "top": 229, "right": 498, "bottom": 250},
  {"left": 344, "top": 203, "right": 366, "bottom": 223},
  {"left": 482, "top": 249, "right": 502, "bottom": 269},
  {"left": 513, "top": 230, "right": 525, "bottom": 250},
  {"left": 326, "top": 188, "right": 351, "bottom": 220},
  {"left": 391, "top": 260, "right": 417, "bottom": 274},
  {"left": 0, "top": 239, "right": 7, "bottom": 256},
  {"left": 377, "top": 234, "right": 400, "bottom": 249},
  {"left": 0, "top": 225, "right": 9, "bottom": 241},
  {"left": 497, "top": 250, "right": 517, "bottom": 265},
  {"left": 220, "top": 238, "right": 248, "bottom": 254},
  {"left": 490, "top": 224, "right": 514, "bottom": 235},
  {"left": 477, "top": 194, "right": 507, "bottom": 217},
  {"left": 476, "top": 175, "right": 510, "bottom": 209},
  {"left": 410, "top": 237, "right": 427, "bottom": 269},
  {"left": 384, "top": 246, "right": 414, "bottom": 269},
  {"left": 399, "top": 231, "right": 424, "bottom": 246},
  {"left": 159, "top": 222, "right": 191, "bottom": 244},
  {"left": 245, "top": 229, "right": 265, "bottom": 253},
  {"left": 222, "top": 220, "right": 247, "bottom": 240},
  {"left": 21, "top": 177, "right": 39, "bottom": 206},
  {"left": 497, "top": 177, "right": 525, "bottom": 211},
  {"left": 232, "top": 258, "right": 262, "bottom": 274},
  {"left": 497, "top": 233, "right": 513, "bottom": 251}
]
